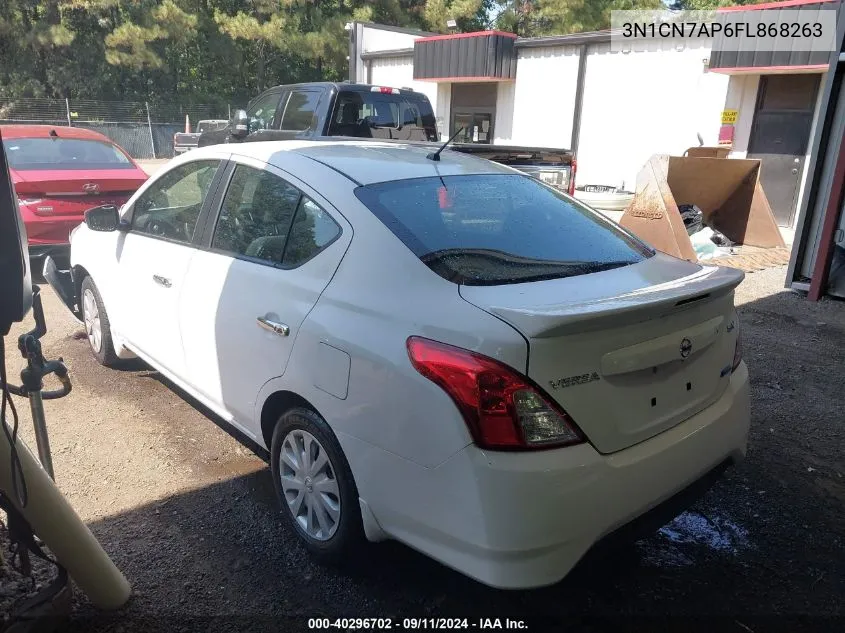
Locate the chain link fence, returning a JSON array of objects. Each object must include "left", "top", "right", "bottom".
[{"left": 0, "top": 98, "right": 230, "bottom": 159}]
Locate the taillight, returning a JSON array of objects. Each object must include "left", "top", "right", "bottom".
[
  {"left": 407, "top": 337, "right": 584, "bottom": 451},
  {"left": 732, "top": 318, "right": 743, "bottom": 372},
  {"left": 568, "top": 158, "right": 577, "bottom": 196},
  {"left": 371, "top": 86, "right": 400, "bottom": 95}
]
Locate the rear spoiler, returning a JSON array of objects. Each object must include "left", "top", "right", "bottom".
[{"left": 487, "top": 265, "right": 744, "bottom": 338}]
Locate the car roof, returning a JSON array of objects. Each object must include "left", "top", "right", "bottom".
[
  {"left": 0, "top": 124, "right": 119, "bottom": 143},
  {"left": 256, "top": 81, "right": 423, "bottom": 96},
  {"left": 224, "top": 140, "right": 514, "bottom": 185}
]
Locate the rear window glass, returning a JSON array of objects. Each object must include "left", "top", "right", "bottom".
[
  {"left": 328, "top": 91, "right": 438, "bottom": 142},
  {"left": 197, "top": 120, "right": 228, "bottom": 133},
  {"left": 354, "top": 174, "right": 653, "bottom": 286},
  {"left": 3, "top": 138, "right": 134, "bottom": 170}
]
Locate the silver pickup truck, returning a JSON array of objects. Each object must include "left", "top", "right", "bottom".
[{"left": 173, "top": 120, "right": 228, "bottom": 156}]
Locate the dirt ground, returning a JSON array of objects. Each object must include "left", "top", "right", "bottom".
[{"left": 2, "top": 265, "right": 844, "bottom": 632}]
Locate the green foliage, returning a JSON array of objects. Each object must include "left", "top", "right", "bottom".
[
  {"left": 670, "top": 0, "right": 760, "bottom": 9},
  {"left": 493, "top": 0, "right": 666, "bottom": 36},
  {"left": 2, "top": 0, "right": 632, "bottom": 107}
]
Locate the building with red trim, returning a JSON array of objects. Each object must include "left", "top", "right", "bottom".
[{"left": 347, "top": 0, "right": 841, "bottom": 281}]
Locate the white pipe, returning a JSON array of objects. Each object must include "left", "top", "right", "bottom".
[{"left": 0, "top": 426, "right": 131, "bottom": 609}]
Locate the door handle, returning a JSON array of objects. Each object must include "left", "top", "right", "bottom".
[
  {"left": 257, "top": 316, "right": 290, "bottom": 337},
  {"left": 152, "top": 275, "right": 172, "bottom": 288}
]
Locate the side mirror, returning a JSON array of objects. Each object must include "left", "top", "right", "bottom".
[
  {"left": 84, "top": 205, "right": 120, "bottom": 232},
  {"left": 232, "top": 109, "right": 249, "bottom": 139}
]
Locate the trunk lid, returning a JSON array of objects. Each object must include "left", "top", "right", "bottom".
[
  {"left": 459, "top": 254, "right": 744, "bottom": 454},
  {"left": 12, "top": 168, "right": 147, "bottom": 216}
]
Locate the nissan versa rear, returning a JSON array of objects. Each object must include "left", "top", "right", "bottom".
[{"left": 56, "top": 141, "right": 750, "bottom": 590}]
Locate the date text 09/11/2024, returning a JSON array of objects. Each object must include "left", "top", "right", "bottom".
[{"left": 307, "top": 618, "right": 529, "bottom": 630}]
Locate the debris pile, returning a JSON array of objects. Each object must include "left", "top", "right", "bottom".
[{"left": 677, "top": 204, "right": 738, "bottom": 261}]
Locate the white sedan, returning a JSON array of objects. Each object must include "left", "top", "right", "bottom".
[{"left": 45, "top": 140, "right": 750, "bottom": 589}]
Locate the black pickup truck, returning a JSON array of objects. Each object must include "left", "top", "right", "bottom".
[{"left": 198, "top": 81, "right": 576, "bottom": 194}]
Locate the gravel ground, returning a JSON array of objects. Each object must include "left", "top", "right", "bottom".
[{"left": 1, "top": 265, "right": 844, "bottom": 632}]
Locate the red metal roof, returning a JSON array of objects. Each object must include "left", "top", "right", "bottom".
[{"left": 416, "top": 30, "right": 518, "bottom": 43}]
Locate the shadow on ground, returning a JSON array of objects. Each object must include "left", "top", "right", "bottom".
[{"left": 31, "top": 288, "right": 845, "bottom": 632}]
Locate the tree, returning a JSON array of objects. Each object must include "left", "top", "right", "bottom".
[
  {"left": 0, "top": 1, "right": 75, "bottom": 98},
  {"left": 421, "top": 0, "right": 486, "bottom": 32},
  {"left": 670, "top": 0, "right": 760, "bottom": 8},
  {"left": 493, "top": 0, "right": 666, "bottom": 36},
  {"left": 0, "top": 0, "right": 507, "bottom": 107}
]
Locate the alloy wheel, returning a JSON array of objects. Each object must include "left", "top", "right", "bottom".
[
  {"left": 279, "top": 428, "right": 341, "bottom": 541},
  {"left": 82, "top": 288, "right": 102, "bottom": 354}
]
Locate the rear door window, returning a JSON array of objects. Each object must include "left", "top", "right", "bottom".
[
  {"left": 354, "top": 174, "right": 653, "bottom": 286},
  {"left": 212, "top": 164, "right": 301, "bottom": 265},
  {"left": 282, "top": 197, "right": 342, "bottom": 267}
]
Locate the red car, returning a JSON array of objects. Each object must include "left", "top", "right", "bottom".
[{"left": 1, "top": 125, "right": 148, "bottom": 263}]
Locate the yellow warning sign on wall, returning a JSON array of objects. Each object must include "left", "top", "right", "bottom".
[{"left": 721, "top": 109, "right": 738, "bottom": 125}]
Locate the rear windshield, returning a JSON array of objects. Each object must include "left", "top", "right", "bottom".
[
  {"left": 197, "top": 121, "right": 227, "bottom": 133},
  {"left": 3, "top": 137, "right": 134, "bottom": 170},
  {"left": 354, "top": 174, "right": 654, "bottom": 286},
  {"left": 328, "top": 91, "right": 438, "bottom": 142}
]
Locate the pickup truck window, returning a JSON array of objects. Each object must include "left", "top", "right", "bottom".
[
  {"left": 354, "top": 174, "right": 652, "bottom": 286},
  {"left": 247, "top": 91, "right": 282, "bottom": 131},
  {"left": 196, "top": 120, "right": 228, "bottom": 134},
  {"left": 328, "top": 91, "right": 437, "bottom": 142},
  {"left": 280, "top": 90, "right": 321, "bottom": 131}
]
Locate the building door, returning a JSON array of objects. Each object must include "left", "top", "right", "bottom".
[
  {"left": 748, "top": 74, "right": 821, "bottom": 227},
  {"left": 450, "top": 83, "right": 497, "bottom": 144},
  {"left": 452, "top": 110, "right": 494, "bottom": 143}
]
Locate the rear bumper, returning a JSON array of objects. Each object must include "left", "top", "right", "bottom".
[
  {"left": 25, "top": 217, "right": 83, "bottom": 249},
  {"left": 356, "top": 362, "right": 750, "bottom": 589}
]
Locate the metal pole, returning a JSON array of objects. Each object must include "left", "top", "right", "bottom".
[
  {"left": 570, "top": 44, "right": 588, "bottom": 155},
  {"left": 228, "top": 104, "right": 231, "bottom": 120},
  {"left": 145, "top": 101, "right": 156, "bottom": 159},
  {"left": 348, "top": 21, "right": 357, "bottom": 82},
  {"left": 65, "top": 98, "right": 72, "bottom": 127},
  {"left": 28, "top": 392, "right": 55, "bottom": 480}
]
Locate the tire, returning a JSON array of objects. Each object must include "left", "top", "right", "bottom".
[
  {"left": 270, "top": 407, "right": 364, "bottom": 563},
  {"left": 80, "top": 276, "right": 119, "bottom": 367}
]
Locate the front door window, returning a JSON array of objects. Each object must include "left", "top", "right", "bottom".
[{"left": 131, "top": 160, "right": 220, "bottom": 244}]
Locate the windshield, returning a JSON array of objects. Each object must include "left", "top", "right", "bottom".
[
  {"left": 3, "top": 138, "right": 134, "bottom": 171},
  {"left": 328, "top": 91, "right": 438, "bottom": 142},
  {"left": 354, "top": 174, "right": 653, "bottom": 286}
]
